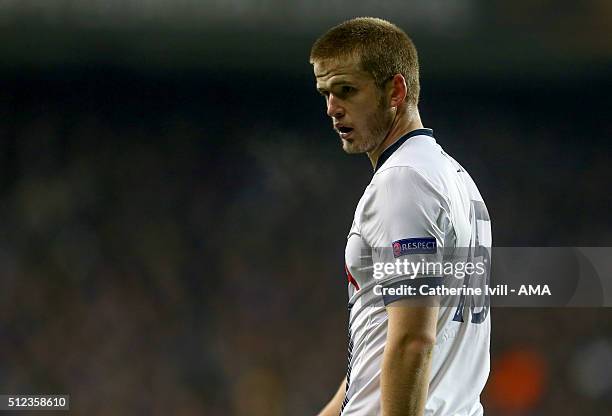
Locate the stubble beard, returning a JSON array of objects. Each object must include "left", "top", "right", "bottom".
[{"left": 342, "top": 99, "right": 393, "bottom": 155}]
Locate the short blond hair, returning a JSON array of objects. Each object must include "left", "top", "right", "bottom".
[{"left": 310, "top": 17, "right": 420, "bottom": 108}]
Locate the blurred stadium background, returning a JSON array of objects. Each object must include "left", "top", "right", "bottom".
[{"left": 0, "top": 1, "right": 611, "bottom": 415}]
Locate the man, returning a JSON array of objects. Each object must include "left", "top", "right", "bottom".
[{"left": 310, "top": 18, "right": 492, "bottom": 416}]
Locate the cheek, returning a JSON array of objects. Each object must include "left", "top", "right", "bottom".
[
  {"left": 365, "top": 107, "right": 388, "bottom": 130},
  {"left": 354, "top": 106, "right": 378, "bottom": 129}
]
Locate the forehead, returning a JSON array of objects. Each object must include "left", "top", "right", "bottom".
[{"left": 313, "top": 57, "right": 372, "bottom": 87}]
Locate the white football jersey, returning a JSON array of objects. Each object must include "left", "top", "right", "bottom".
[{"left": 341, "top": 128, "right": 491, "bottom": 416}]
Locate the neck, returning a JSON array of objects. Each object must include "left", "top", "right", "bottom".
[{"left": 367, "top": 108, "right": 423, "bottom": 169}]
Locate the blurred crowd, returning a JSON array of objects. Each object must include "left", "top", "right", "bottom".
[{"left": 0, "top": 70, "right": 610, "bottom": 415}]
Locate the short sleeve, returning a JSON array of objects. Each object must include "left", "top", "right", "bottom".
[{"left": 360, "top": 167, "right": 451, "bottom": 302}]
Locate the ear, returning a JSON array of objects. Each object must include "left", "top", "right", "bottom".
[{"left": 388, "top": 74, "right": 407, "bottom": 108}]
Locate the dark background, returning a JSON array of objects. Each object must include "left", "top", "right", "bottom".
[{"left": 0, "top": 1, "right": 611, "bottom": 415}]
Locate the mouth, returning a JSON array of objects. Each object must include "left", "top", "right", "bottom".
[{"left": 335, "top": 126, "right": 354, "bottom": 140}]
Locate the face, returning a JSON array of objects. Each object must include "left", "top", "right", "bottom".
[{"left": 313, "top": 57, "right": 394, "bottom": 154}]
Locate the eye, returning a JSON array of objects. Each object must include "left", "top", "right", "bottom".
[{"left": 341, "top": 86, "right": 355, "bottom": 95}]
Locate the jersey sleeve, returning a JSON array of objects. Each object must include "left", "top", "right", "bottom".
[{"left": 360, "top": 166, "right": 451, "bottom": 303}]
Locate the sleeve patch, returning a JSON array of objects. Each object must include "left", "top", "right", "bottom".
[{"left": 392, "top": 237, "right": 437, "bottom": 257}]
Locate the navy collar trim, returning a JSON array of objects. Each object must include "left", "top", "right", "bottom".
[{"left": 374, "top": 128, "right": 434, "bottom": 173}]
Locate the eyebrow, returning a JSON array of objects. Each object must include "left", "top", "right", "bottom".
[{"left": 316, "top": 79, "right": 355, "bottom": 92}]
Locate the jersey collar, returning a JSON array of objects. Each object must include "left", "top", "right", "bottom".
[{"left": 374, "top": 128, "right": 434, "bottom": 173}]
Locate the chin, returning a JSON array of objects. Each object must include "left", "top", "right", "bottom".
[
  {"left": 342, "top": 142, "right": 363, "bottom": 154},
  {"left": 342, "top": 137, "right": 375, "bottom": 154}
]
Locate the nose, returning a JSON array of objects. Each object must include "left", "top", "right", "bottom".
[{"left": 326, "top": 94, "right": 345, "bottom": 118}]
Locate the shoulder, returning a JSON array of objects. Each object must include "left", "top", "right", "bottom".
[
  {"left": 359, "top": 166, "right": 450, "bottom": 234},
  {"left": 368, "top": 165, "right": 450, "bottom": 211},
  {"left": 372, "top": 164, "right": 435, "bottom": 191},
  {"left": 374, "top": 136, "right": 463, "bottom": 203},
  {"left": 378, "top": 135, "right": 451, "bottom": 182}
]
